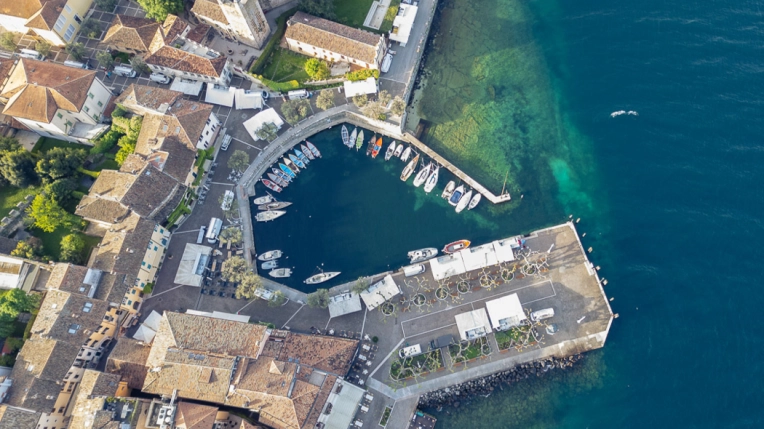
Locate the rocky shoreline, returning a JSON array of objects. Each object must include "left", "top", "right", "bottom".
[{"left": 417, "top": 355, "right": 583, "bottom": 408}]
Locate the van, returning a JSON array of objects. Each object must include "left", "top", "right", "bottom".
[
  {"left": 196, "top": 226, "right": 207, "bottom": 244},
  {"left": 530, "top": 308, "right": 555, "bottom": 322},
  {"left": 64, "top": 60, "right": 91, "bottom": 69},
  {"left": 206, "top": 217, "right": 223, "bottom": 243},
  {"left": 403, "top": 264, "right": 425, "bottom": 277},
  {"left": 398, "top": 344, "right": 422, "bottom": 358},
  {"left": 287, "top": 89, "right": 309, "bottom": 100},
  {"left": 18, "top": 49, "right": 44, "bottom": 61},
  {"left": 113, "top": 64, "right": 137, "bottom": 78},
  {"left": 149, "top": 72, "right": 171, "bottom": 84}
]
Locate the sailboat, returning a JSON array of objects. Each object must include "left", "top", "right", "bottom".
[
  {"left": 295, "top": 148, "right": 310, "bottom": 165},
  {"left": 384, "top": 141, "right": 397, "bottom": 160},
  {"left": 455, "top": 189, "right": 473, "bottom": 213},
  {"left": 371, "top": 137, "right": 383, "bottom": 158},
  {"left": 393, "top": 143, "right": 404, "bottom": 158},
  {"left": 283, "top": 157, "right": 299, "bottom": 174},
  {"left": 441, "top": 181, "right": 455, "bottom": 199},
  {"left": 307, "top": 141, "right": 321, "bottom": 158},
  {"left": 413, "top": 163, "right": 432, "bottom": 187},
  {"left": 300, "top": 143, "right": 315, "bottom": 160},
  {"left": 341, "top": 125, "right": 350, "bottom": 147},
  {"left": 256, "top": 210, "right": 286, "bottom": 222},
  {"left": 400, "top": 153, "right": 420, "bottom": 181},
  {"left": 400, "top": 146, "right": 412, "bottom": 162},
  {"left": 349, "top": 128, "right": 358, "bottom": 150},
  {"left": 448, "top": 185, "right": 464, "bottom": 206},
  {"left": 304, "top": 267, "right": 341, "bottom": 284},
  {"left": 355, "top": 130, "right": 364, "bottom": 151},
  {"left": 258, "top": 201, "right": 292, "bottom": 211},
  {"left": 468, "top": 193, "right": 482, "bottom": 210},
  {"left": 279, "top": 163, "right": 296, "bottom": 178},
  {"left": 289, "top": 153, "right": 305, "bottom": 169},
  {"left": 423, "top": 165, "right": 439, "bottom": 193}
]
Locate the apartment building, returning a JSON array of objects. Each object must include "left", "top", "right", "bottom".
[
  {"left": 0, "top": 0, "right": 94, "bottom": 46},
  {"left": 191, "top": 0, "right": 270, "bottom": 48}
]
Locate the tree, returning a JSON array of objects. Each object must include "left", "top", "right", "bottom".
[
  {"left": 227, "top": 150, "right": 250, "bottom": 172},
  {"left": 96, "top": 50, "right": 114, "bottom": 69},
  {"left": 304, "top": 58, "right": 330, "bottom": 80},
  {"left": 0, "top": 149, "right": 39, "bottom": 187},
  {"left": 35, "top": 40, "right": 51, "bottom": 57},
  {"left": 351, "top": 277, "right": 370, "bottom": 295},
  {"left": 221, "top": 256, "right": 249, "bottom": 283},
  {"left": 115, "top": 116, "right": 142, "bottom": 166},
  {"left": 307, "top": 289, "right": 329, "bottom": 308},
  {"left": 298, "top": 0, "right": 335, "bottom": 19},
  {"left": 390, "top": 96, "right": 406, "bottom": 116},
  {"left": 136, "top": 0, "right": 184, "bottom": 21},
  {"left": 0, "top": 33, "right": 16, "bottom": 52},
  {"left": 0, "top": 289, "right": 39, "bottom": 319},
  {"left": 235, "top": 272, "right": 263, "bottom": 299},
  {"left": 352, "top": 94, "right": 368, "bottom": 108},
  {"left": 115, "top": 141, "right": 136, "bottom": 165},
  {"left": 255, "top": 122, "right": 278, "bottom": 142},
  {"left": 316, "top": 89, "right": 335, "bottom": 111},
  {"left": 94, "top": 0, "right": 118, "bottom": 11},
  {"left": 10, "top": 239, "right": 42, "bottom": 260},
  {"left": 220, "top": 226, "right": 243, "bottom": 245},
  {"left": 79, "top": 18, "right": 102, "bottom": 39},
  {"left": 280, "top": 99, "right": 310, "bottom": 125},
  {"left": 0, "top": 136, "right": 20, "bottom": 152},
  {"left": 268, "top": 290, "right": 287, "bottom": 307},
  {"left": 26, "top": 194, "right": 82, "bottom": 233},
  {"left": 378, "top": 90, "right": 392, "bottom": 106},
  {"left": 60, "top": 234, "right": 85, "bottom": 263},
  {"left": 35, "top": 147, "right": 87, "bottom": 183},
  {"left": 362, "top": 101, "right": 386, "bottom": 120},
  {"left": 65, "top": 42, "right": 86, "bottom": 61},
  {"left": 45, "top": 178, "right": 77, "bottom": 205},
  {"left": 129, "top": 56, "right": 151, "bottom": 74},
  {"left": 3, "top": 337, "right": 24, "bottom": 353}
]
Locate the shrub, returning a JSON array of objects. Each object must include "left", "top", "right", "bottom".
[
  {"left": 304, "top": 58, "right": 330, "bottom": 80},
  {"left": 0, "top": 33, "right": 16, "bottom": 52},
  {"left": 90, "top": 128, "right": 124, "bottom": 155},
  {"left": 65, "top": 42, "right": 86, "bottom": 61},
  {"left": 346, "top": 69, "right": 379, "bottom": 81},
  {"left": 35, "top": 40, "right": 51, "bottom": 57},
  {"left": 80, "top": 18, "right": 102, "bottom": 39},
  {"left": 143, "top": 283, "right": 154, "bottom": 294}
]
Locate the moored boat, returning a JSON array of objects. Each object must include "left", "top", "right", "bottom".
[
  {"left": 371, "top": 137, "right": 383, "bottom": 158},
  {"left": 468, "top": 193, "right": 482, "bottom": 210},
  {"left": 349, "top": 128, "right": 358, "bottom": 150},
  {"left": 261, "top": 260, "right": 278, "bottom": 270},
  {"left": 448, "top": 185, "right": 464, "bottom": 206},
  {"left": 413, "top": 163, "right": 432, "bottom": 188},
  {"left": 289, "top": 153, "right": 305, "bottom": 169},
  {"left": 304, "top": 271, "right": 341, "bottom": 284},
  {"left": 400, "top": 154, "right": 420, "bottom": 181},
  {"left": 295, "top": 148, "right": 310, "bottom": 165},
  {"left": 279, "top": 163, "right": 296, "bottom": 178},
  {"left": 408, "top": 247, "right": 438, "bottom": 263},
  {"left": 355, "top": 130, "right": 364, "bottom": 151},
  {"left": 423, "top": 165, "right": 439, "bottom": 193},
  {"left": 393, "top": 143, "right": 404, "bottom": 158},
  {"left": 258, "top": 250, "right": 282, "bottom": 261},
  {"left": 400, "top": 146, "right": 412, "bottom": 162},
  {"left": 253, "top": 195, "right": 274, "bottom": 205},
  {"left": 267, "top": 173, "right": 287, "bottom": 188},
  {"left": 262, "top": 179, "right": 282, "bottom": 193},
  {"left": 443, "top": 239, "right": 471, "bottom": 254},
  {"left": 272, "top": 167, "right": 291, "bottom": 182},
  {"left": 307, "top": 141, "right": 321, "bottom": 158},
  {"left": 341, "top": 125, "right": 350, "bottom": 147},
  {"left": 300, "top": 144, "right": 315, "bottom": 160},
  {"left": 269, "top": 268, "right": 292, "bottom": 278},
  {"left": 255, "top": 210, "right": 286, "bottom": 222},
  {"left": 284, "top": 157, "right": 299, "bottom": 173},
  {"left": 258, "top": 201, "right": 292, "bottom": 211},
  {"left": 366, "top": 135, "right": 375, "bottom": 156},
  {"left": 441, "top": 181, "right": 456, "bottom": 199},
  {"left": 455, "top": 189, "right": 473, "bottom": 213},
  {"left": 385, "top": 141, "right": 397, "bottom": 160}
]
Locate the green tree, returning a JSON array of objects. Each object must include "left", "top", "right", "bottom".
[
  {"left": 0, "top": 136, "right": 20, "bottom": 152},
  {"left": 378, "top": 90, "right": 392, "bottom": 106},
  {"left": 60, "top": 234, "right": 85, "bottom": 263},
  {"left": 136, "top": 0, "right": 184, "bottom": 21},
  {"left": 304, "top": 58, "right": 330, "bottom": 80},
  {"left": 298, "top": 0, "right": 335, "bottom": 19},
  {"left": 390, "top": 96, "right": 406, "bottom": 116},
  {"left": 220, "top": 226, "right": 243, "bottom": 245},
  {"left": 79, "top": 18, "right": 102, "bottom": 38},
  {"left": 227, "top": 150, "right": 250, "bottom": 172},
  {"left": 10, "top": 238, "right": 43, "bottom": 260},
  {"left": 280, "top": 99, "right": 310, "bottom": 125},
  {"left": 351, "top": 277, "right": 370, "bottom": 295},
  {"left": 114, "top": 116, "right": 142, "bottom": 166},
  {"left": 94, "top": 0, "right": 118, "bottom": 11},
  {"left": 0, "top": 149, "right": 39, "bottom": 187},
  {"left": 115, "top": 141, "right": 136, "bottom": 165},
  {"left": 96, "top": 50, "right": 114, "bottom": 69},
  {"left": 254, "top": 122, "right": 278, "bottom": 142},
  {"left": 65, "top": 42, "right": 86, "bottom": 61},
  {"left": 268, "top": 290, "right": 287, "bottom": 307},
  {"left": 352, "top": 94, "right": 368, "bottom": 108},
  {"left": 35, "top": 40, "right": 51, "bottom": 57},
  {"left": 0, "top": 33, "right": 16, "bottom": 52},
  {"left": 0, "top": 314, "right": 15, "bottom": 339},
  {"left": 235, "top": 272, "right": 263, "bottom": 299},
  {"left": 316, "top": 89, "right": 335, "bottom": 111},
  {"left": 362, "top": 101, "right": 385, "bottom": 120},
  {"left": 3, "top": 338, "right": 24, "bottom": 353},
  {"left": 26, "top": 194, "right": 82, "bottom": 233},
  {"left": 306, "top": 288, "right": 330, "bottom": 308},
  {"left": 0, "top": 289, "right": 39, "bottom": 319},
  {"left": 0, "top": 353, "right": 16, "bottom": 367},
  {"left": 44, "top": 178, "right": 77, "bottom": 206},
  {"left": 221, "top": 256, "right": 249, "bottom": 283},
  {"left": 35, "top": 147, "right": 87, "bottom": 183},
  {"left": 129, "top": 56, "right": 151, "bottom": 74}
]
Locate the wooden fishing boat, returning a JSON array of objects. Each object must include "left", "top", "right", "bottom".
[
  {"left": 279, "top": 163, "right": 296, "bottom": 178},
  {"left": 283, "top": 157, "right": 299, "bottom": 174},
  {"left": 400, "top": 154, "right": 420, "bottom": 181},
  {"left": 356, "top": 130, "right": 364, "bottom": 151},
  {"left": 267, "top": 173, "right": 288, "bottom": 188},
  {"left": 393, "top": 143, "right": 404, "bottom": 158},
  {"left": 443, "top": 239, "right": 471, "bottom": 254},
  {"left": 307, "top": 141, "right": 321, "bottom": 158},
  {"left": 468, "top": 193, "right": 482, "bottom": 210},
  {"left": 341, "top": 125, "right": 350, "bottom": 147},
  {"left": 272, "top": 168, "right": 291, "bottom": 183},
  {"left": 258, "top": 250, "right": 282, "bottom": 261},
  {"left": 371, "top": 137, "right": 383, "bottom": 158},
  {"left": 295, "top": 148, "right": 310, "bottom": 165},
  {"left": 366, "top": 135, "right": 376, "bottom": 156},
  {"left": 455, "top": 189, "right": 473, "bottom": 213},
  {"left": 289, "top": 153, "right": 305, "bottom": 169},
  {"left": 385, "top": 141, "right": 397, "bottom": 161},
  {"left": 262, "top": 179, "right": 282, "bottom": 193},
  {"left": 301, "top": 144, "right": 315, "bottom": 160},
  {"left": 441, "top": 181, "right": 456, "bottom": 199}
]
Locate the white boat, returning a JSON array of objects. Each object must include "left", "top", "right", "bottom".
[
  {"left": 441, "top": 181, "right": 456, "bottom": 199},
  {"left": 255, "top": 210, "right": 286, "bottom": 222},
  {"left": 261, "top": 260, "right": 278, "bottom": 270},
  {"left": 304, "top": 271, "right": 341, "bottom": 284},
  {"left": 349, "top": 128, "right": 358, "bottom": 150},
  {"left": 253, "top": 195, "right": 274, "bottom": 205},
  {"left": 408, "top": 247, "right": 438, "bottom": 263},
  {"left": 270, "top": 268, "right": 292, "bottom": 278},
  {"left": 423, "top": 165, "right": 439, "bottom": 193},
  {"left": 384, "top": 141, "right": 397, "bottom": 161},
  {"left": 341, "top": 125, "right": 350, "bottom": 147},
  {"left": 400, "top": 146, "right": 412, "bottom": 162},
  {"left": 381, "top": 53, "right": 393, "bottom": 73},
  {"left": 258, "top": 201, "right": 292, "bottom": 211},
  {"left": 257, "top": 250, "right": 283, "bottom": 261},
  {"left": 455, "top": 189, "right": 473, "bottom": 213},
  {"left": 400, "top": 153, "right": 420, "bottom": 181},
  {"left": 393, "top": 144, "right": 404, "bottom": 158},
  {"left": 412, "top": 163, "right": 432, "bottom": 188},
  {"left": 468, "top": 193, "right": 482, "bottom": 210},
  {"left": 448, "top": 185, "right": 464, "bottom": 206}
]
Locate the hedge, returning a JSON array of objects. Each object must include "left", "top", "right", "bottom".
[
  {"left": 77, "top": 167, "right": 100, "bottom": 179},
  {"left": 250, "top": 7, "right": 298, "bottom": 75},
  {"left": 253, "top": 75, "right": 300, "bottom": 91},
  {"left": 346, "top": 69, "right": 380, "bottom": 81},
  {"left": 90, "top": 128, "right": 124, "bottom": 155}
]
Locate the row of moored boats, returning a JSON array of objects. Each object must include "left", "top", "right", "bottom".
[
  {"left": 407, "top": 239, "right": 472, "bottom": 264},
  {"left": 253, "top": 194, "right": 291, "bottom": 222},
  {"left": 261, "top": 141, "right": 321, "bottom": 193},
  {"left": 257, "top": 250, "right": 340, "bottom": 284}
]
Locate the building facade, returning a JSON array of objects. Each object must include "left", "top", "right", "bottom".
[
  {"left": 0, "top": 0, "right": 95, "bottom": 46},
  {"left": 191, "top": 0, "right": 270, "bottom": 48}
]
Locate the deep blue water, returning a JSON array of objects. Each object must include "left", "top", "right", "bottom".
[{"left": 422, "top": 0, "right": 764, "bottom": 427}]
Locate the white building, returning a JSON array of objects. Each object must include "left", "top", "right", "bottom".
[
  {"left": 0, "top": 59, "right": 110, "bottom": 143},
  {"left": 242, "top": 108, "right": 284, "bottom": 141},
  {"left": 485, "top": 293, "right": 527, "bottom": 331},
  {"left": 191, "top": 0, "right": 271, "bottom": 48},
  {"left": 344, "top": 77, "right": 378, "bottom": 98},
  {"left": 0, "top": 0, "right": 95, "bottom": 46},
  {"left": 360, "top": 274, "right": 401, "bottom": 311},
  {"left": 145, "top": 40, "right": 233, "bottom": 87},
  {"left": 389, "top": 4, "right": 418, "bottom": 46},
  {"left": 454, "top": 309, "right": 492, "bottom": 341}
]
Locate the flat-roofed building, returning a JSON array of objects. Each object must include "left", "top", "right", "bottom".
[
  {"left": 454, "top": 309, "right": 492, "bottom": 341},
  {"left": 485, "top": 293, "right": 527, "bottom": 331}
]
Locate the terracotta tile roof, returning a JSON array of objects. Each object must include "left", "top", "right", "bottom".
[
  {"left": 145, "top": 45, "right": 227, "bottom": 78},
  {"left": 28, "top": 0, "right": 66, "bottom": 30},
  {"left": 91, "top": 215, "right": 158, "bottom": 275},
  {"left": 170, "top": 98, "right": 215, "bottom": 146},
  {"left": 75, "top": 195, "right": 132, "bottom": 225},
  {"left": 162, "top": 14, "right": 190, "bottom": 45},
  {"left": 186, "top": 24, "right": 211, "bottom": 44},
  {"left": 0, "top": 0, "right": 45, "bottom": 19},
  {"left": 45, "top": 264, "right": 127, "bottom": 305},
  {"left": 175, "top": 401, "right": 219, "bottom": 429},
  {"left": 191, "top": 0, "right": 229, "bottom": 25},
  {"left": 134, "top": 114, "right": 198, "bottom": 183},
  {"left": 303, "top": 374, "right": 336, "bottom": 429},
  {"left": 1, "top": 59, "right": 98, "bottom": 123},
  {"left": 79, "top": 369, "right": 121, "bottom": 398},
  {"left": 30, "top": 289, "right": 110, "bottom": 344},
  {"left": 0, "top": 405, "right": 41, "bottom": 429},
  {"left": 286, "top": 12, "right": 384, "bottom": 65},
  {"left": 142, "top": 352, "right": 234, "bottom": 402},
  {"left": 0, "top": 59, "right": 15, "bottom": 85},
  {"left": 118, "top": 153, "right": 148, "bottom": 173},
  {"left": 277, "top": 333, "right": 358, "bottom": 376},
  {"left": 115, "top": 83, "right": 183, "bottom": 114},
  {"left": 106, "top": 338, "right": 150, "bottom": 389},
  {"left": 102, "top": 15, "right": 162, "bottom": 53}
]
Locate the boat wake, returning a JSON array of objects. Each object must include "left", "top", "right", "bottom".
[{"left": 611, "top": 110, "right": 638, "bottom": 117}]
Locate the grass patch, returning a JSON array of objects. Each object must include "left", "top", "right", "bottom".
[
  {"left": 31, "top": 137, "right": 89, "bottom": 154},
  {"left": 262, "top": 48, "right": 310, "bottom": 83},
  {"left": 334, "top": 0, "right": 375, "bottom": 29},
  {"left": 113, "top": 51, "right": 130, "bottom": 64},
  {"left": 380, "top": 0, "right": 402, "bottom": 33},
  {"left": 30, "top": 228, "right": 101, "bottom": 262},
  {"left": 390, "top": 349, "right": 442, "bottom": 380},
  {"left": 92, "top": 158, "right": 120, "bottom": 172},
  {"left": 250, "top": 7, "right": 298, "bottom": 75},
  {"left": 254, "top": 75, "right": 300, "bottom": 92},
  {"left": 0, "top": 186, "right": 40, "bottom": 220}
]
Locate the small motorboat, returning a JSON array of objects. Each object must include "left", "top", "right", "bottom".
[
  {"left": 349, "top": 128, "right": 358, "bottom": 150},
  {"left": 301, "top": 143, "right": 315, "bottom": 160},
  {"left": 279, "top": 163, "right": 296, "bottom": 179},
  {"left": 441, "top": 181, "right": 456, "bottom": 199},
  {"left": 253, "top": 194, "right": 274, "bottom": 205},
  {"left": 284, "top": 157, "right": 299, "bottom": 174},
  {"left": 366, "top": 135, "right": 375, "bottom": 156},
  {"left": 269, "top": 268, "right": 292, "bottom": 278},
  {"left": 307, "top": 141, "right": 321, "bottom": 158},
  {"left": 455, "top": 189, "right": 473, "bottom": 213},
  {"left": 393, "top": 143, "right": 404, "bottom": 158},
  {"left": 413, "top": 163, "right": 432, "bottom": 188},
  {"left": 341, "top": 125, "right": 350, "bottom": 147},
  {"left": 272, "top": 168, "right": 291, "bottom": 183},
  {"left": 400, "top": 146, "right": 412, "bottom": 162},
  {"left": 267, "top": 173, "right": 288, "bottom": 188},
  {"left": 304, "top": 271, "right": 341, "bottom": 284},
  {"left": 289, "top": 153, "right": 305, "bottom": 169},
  {"left": 443, "top": 239, "right": 471, "bottom": 254},
  {"left": 262, "top": 179, "right": 282, "bottom": 193},
  {"left": 371, "top": 137, "right": 383, "bottom": 158},
  {"left": 255, "top": 210, "right": 286, "bottom": 222},
  {"left": 408, "top": 247, "right": 438, "bottom": 263},
  {"left": 423, "top": 165, "right": 439, "bottom": 193},
  {"left": 258, "top": 250, "right": 282, "bottom": 261},
  {"left": 401, "top": 154, "right": 420, "bottom": 181},
  {"left": 448, "top": 185, "right": 465, "bottom": 206},
  {"left": 355, "top": 130, "right": 364, "bottom": 151},
  {"left": 468, "top": 193, "right": 482, "bottom": 210},
  {"left": 385, "top": 141, "right": 397, "bottom": 161},
  {"left": 258, "top": 201, "right": 292, "bottom": 211},
  {"left": 295, "top": 148, "right": 310, "bottom": 165},
  {"left": 262, "top": 260, "right": 278, "bottom": 270}
]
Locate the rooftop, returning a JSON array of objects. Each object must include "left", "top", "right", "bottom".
[
  {"left": 114, "top": 83, "right": 183, "bottom": 115},
  {"left": 190, "top": 0, "right": 229, "bottom": 25},
  {"left": 106, "top": 338, "right": 151, "bottom": 389},
  {"left": 6, "top": 338, "right": 80, "bottom": 410},
  {"left": 145, "top": 45, "right": 227, "bottom": 78},
  {"left": 30, "top": 289, "right": 111, "bottom": 345},
  {"left": 102, "top": 14, "right": 163, "bottom": 53},
  {"left": 0, "top": 404, "right": 41, "bottom": 429},
  {"left": 90, "top": 215, "right": 159, "bottom": 276},
  {"left": 286, "top": 12, "right": 384, "bottom": 65}
]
